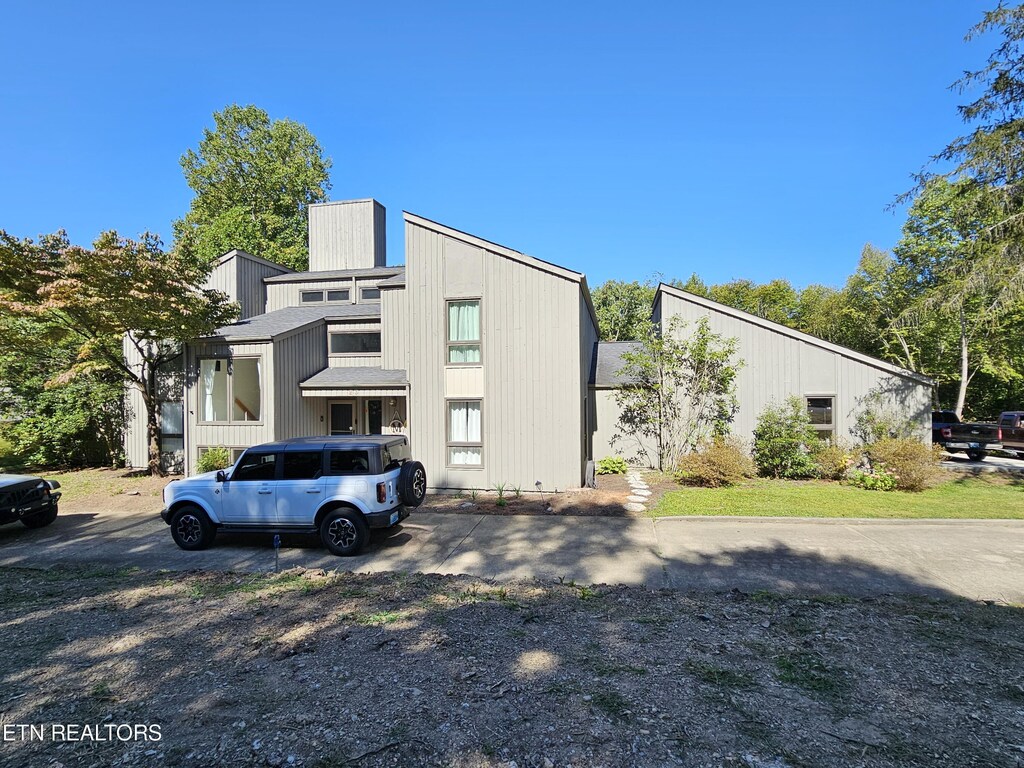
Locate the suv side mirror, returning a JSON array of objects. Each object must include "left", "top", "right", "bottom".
[{"left": 216, "top": 470, "right": 227, "bottom": 483}]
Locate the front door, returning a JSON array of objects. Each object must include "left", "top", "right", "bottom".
[
  {"left": 329, "top": 400, "right": 357, "bottom": 435},
  {"left": 367, "top": 399, "right": 383, "bottom": 434}
]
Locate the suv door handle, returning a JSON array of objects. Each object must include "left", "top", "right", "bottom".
[
  {"left": 305, "top": 489, "right": 321, "bottom": 494},
  {"left": 258, "top": 489, "right": 272, "bottom": 495}
]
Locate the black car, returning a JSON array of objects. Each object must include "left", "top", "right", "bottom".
[{"left": 0, "top": 474, "right": 61, "bottom": 529}]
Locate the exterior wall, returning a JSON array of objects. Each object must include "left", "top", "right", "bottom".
[
  {"left": 235, "top": 255, "right": 288, "bottom": 319},
  {"left": 655, "top": 291, "right": 932, "bottom": 448},
  {"left": 266, "top": 277, "right": 387, "bottom": 313},
  {"left": 326, "top": 320, "right": 383, "bottom": 369},
  {"left": 273, "top": 324, "right": 329, "bottom": 441},
  {"left": 401, "top": 219, "right": 585, "bottom": 490},
  {"left": 588, "top": 387, "right": 659, "bottom": 465},
  {"left": 185, "top": 341, "right": 276, "bottom": 473},
  {"left": 308, "top": 200, "right": 386, "bottom": 272},
  {"left": 579, "top": 292, "right": 600, "bottom": 471}
]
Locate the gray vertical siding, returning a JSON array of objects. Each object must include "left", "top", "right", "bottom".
[
  {"left": 401, "top": 218, "right": 586, "bottom": 491},
  {"left": 235, "top": 255, "right": 288, "bottom": 319},
  {"left": 122, "top": 336, "right": 149, "bottom": 469},
  {"left": 656, "top": 290, "right": 932, "bottom": 447},
  {"left": 273, "top": 324, "right": 328, "bottom": 440},
  {"left": 308, "top": 200, "right": 386, "bottom": 271}
]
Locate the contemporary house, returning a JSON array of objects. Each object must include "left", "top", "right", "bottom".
[{"left": 125, "top": 199, "right": 932, "bottom": 488}]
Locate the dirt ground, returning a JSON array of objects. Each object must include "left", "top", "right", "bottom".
[{"left": 2, "top": 566, "right": 1023, "bottom": 768}]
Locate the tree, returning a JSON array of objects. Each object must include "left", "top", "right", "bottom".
[
  {"left": 0, "top": 230, "right": 238, "bottom": 475},
  {"left": 590, "top": 280, "right": 655, "bottom": 340},
  {"left": 174, "top": 105, "right": 332, "bottom": 271},
  {"left": 612, "top": 317, "right": 741, "bottom": 471}
]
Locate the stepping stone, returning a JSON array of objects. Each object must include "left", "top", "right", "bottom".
[
  {"left": 632, "top": 489, "right": 652, "bottom": 497},
  {"left": 624, "top": 502, "right": 646, "bottom": 513},
  {"left": 626, "top": 495, "right": 647, "bottom": 503}
]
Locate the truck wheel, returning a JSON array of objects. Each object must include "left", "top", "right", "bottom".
[
  {"left": 170, "top": 505, "right": 216, "bottom": 551},
  {"left": 21, "top": 506, "right": 58, "bottom": 529},
  {"left": 398, "top": 461, "right": 427, "bottom": 507},
  {"left": 320, "top": 508, "right": 368, "bottom": 556},
  {"left": 966, "top": 450, "right": 987, "bottom": 462}
]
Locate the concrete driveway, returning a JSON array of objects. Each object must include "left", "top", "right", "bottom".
[
  {"left": 941, "top": 452, "right": 1024, "bottom": 473},
  {"left": 2, "top": 503, "right": 1022, "bottom": 601}
]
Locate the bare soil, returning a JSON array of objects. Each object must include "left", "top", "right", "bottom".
[
  {"left": 2, "top": 566, "right": 1023, "bottom": 768},
  {"left": 423, "top": 475, "right": 638, "bottom": 517}
]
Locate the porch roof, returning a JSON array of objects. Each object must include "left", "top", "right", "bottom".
[
  {"left": 299, "top": 366, "right": 408, "bottom": 397},
  {"left": 203, "top": 304, "right": 381, "bottom": 343}
]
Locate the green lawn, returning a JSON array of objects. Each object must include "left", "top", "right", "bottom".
[{"left": 651, "top": 477, "right": 1024, "bottom": 519}]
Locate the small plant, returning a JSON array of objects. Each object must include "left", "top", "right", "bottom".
[
  {"left": 512, "top": 485, "right": 522, "bottom": 499},
  {"left": 674, "top": 437, "right": 754, "bottom": 488},
  {"left": 849, "top": 468, "right": 899, "bottom": 492},
  {"left": 597, "top": 456, "right": 629, "bottom": 475},
  {"left": 196, "top": 446, "right": 231, "bottom": 473},
  {"left": 470, "top": 489, "right": 477, "bottom": 501},
  {"left": 864, "top": 438, "right": 943, "bottom": 492},
  {"left": 752, "top": 398, "right": 820, "bottom": 479},
  {"left": 494, "top": 482, "right": 507, "bottom": 507},
  {"left": 810, "top": 440, "right": 854, "bottom": 481}
]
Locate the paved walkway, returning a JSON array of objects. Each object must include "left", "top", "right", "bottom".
[{"left": 2, "top": 506, "right": 1022, "bottom": 601}]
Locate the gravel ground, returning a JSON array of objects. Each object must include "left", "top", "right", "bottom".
[{"left": 2, "top": 566, "right": 1023, "bottom": 768}]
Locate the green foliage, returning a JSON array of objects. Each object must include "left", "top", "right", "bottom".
[
  {"left": 196, "top": 447, "right": 232, "bottom": 473},
  {"left": 494, "top": 482, "right": 507, "bottom": 507},
  {"left": 864, "top": 438, "right": 943, "bottom": 492},
  {"left": 596, "top": 456, "right": 629, "bottom": 475},
  {"left": 591, "top": 280, "right": 655, "bottom": 341},
  {"left": 173, "top": 104, "right": 332, "bottom": 271},
  {"left": 810, "top": 441, "right": 853, "bottom": 481},
  {"left": 848, "top": 468, "right": 899, "bottom": 492},
  {"left": 674, "top": 437, "right": 754, "bottom": 488},
  {"left": 613, "top": 316, "right": 741, "bottom": 471},
  {"left": 852, "top": 387, "right": 922, "bottom": 444},
  {"left": 752, "top": 398, "right": 820, "bottom": 479}
]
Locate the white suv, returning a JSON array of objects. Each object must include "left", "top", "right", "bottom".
[{"left": 161, "top": 436, "right": 426, "bottom": 556}]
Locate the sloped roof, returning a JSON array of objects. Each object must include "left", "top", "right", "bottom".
[
  {"left": 215, "top": 249, "right": 293, "bottom": 274},
  {"left": 655, "top": 284, "right": 934, "bottom": 386},
  {"left": 299, "top": 367, "right": 408, "bottom": 389},
  {"left": 203, "top": 304, "right": 381, "bottom": 343},
  {"left": 376, "top": 271, "right": 407, "bottom": 288},
  {"left": 264, "top": 267, "right": 403, "bottom": 284},
  {"left": 590, "top": 341, "right": 641, "bottom": 387}
]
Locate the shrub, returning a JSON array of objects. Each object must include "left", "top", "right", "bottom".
[
  {"left": 848, "top": 468, "right": 899, "bottom": 492},
  {"left": 752, "top": 398, "right": 820, "bottom": 479},
  {"left": 196, "top": 446, "right": 232, "bottom": 473},
  {"left": 675, "top": 437, "right": 755, "bottom": 488},
  {"left": 864, "top": 438, "right": 942, "bottom": 492},
  {"left": 852, "top": 389, "right": 920, "bottom": 444},
  {"left": 810, "top": 441, "right": 853, "bottom": 481},
  {"left": 596, "top": 456, "right": 629, "bottom": 475}
]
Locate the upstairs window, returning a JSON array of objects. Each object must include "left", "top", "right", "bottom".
[
  {"left": 330, "top": 332, "right": 382, "bottom": 355},
  {"left": 301, "top": 290, "right": 324, "bottom": 303},
  {"left": 327, "top": 289, "right": 350, "bottom": 302},
  {"left": 447, "top": 300, "right": 481, "bottom": 364},
  {"left": 199, "top": 357, "right": 262, "bottom": 423},
  {"left": 361, "top": 287, "right": 381, "bottom": 301}
]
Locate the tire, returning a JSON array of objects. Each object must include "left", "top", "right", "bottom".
[
  {"left": 21, "top": 505, "right": 58, "bottom": 529},
  {"left": 320, "top": 508, "right": 368, "bottom": 556},
  {"left": 967, "top": 450, "right": 987, "bottom": 462},
  {"left": 398, "top": 461, "right": 427, "bottom": 508},
  {"left": 169, "top": 505, "right": 216, "bottom": 551}
]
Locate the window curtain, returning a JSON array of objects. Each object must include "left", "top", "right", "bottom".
[
  {"left": 448, "top": 301, "right": 481, "bottom": 363},
  {"left": 449, "top": 401, "right": 481, "bottom": 465},
  {"left": 201, "top": 360, "right": 215, "bottom": 421}
]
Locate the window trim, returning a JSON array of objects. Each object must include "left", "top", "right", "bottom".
[
  {"left": 328, "top": 331, "right": 383, "bottom": 357},
  {"left": 360, "top": 287, "right": 381, "bottom": 302},
  {"left": 326, "top": 289, "right": 351, "bottom": 303},
  {"left": 805, "top": 394, "right": 836, "bottom": 439},
  {"left": 445, "top": 298, "right": 483, "bottom": 367},
  {"left": 196, "top": 355, "right": 265, "bottom": 426},
  {"left": 446, "top": 397, "right": 484, "bottom": 469},
  {"left": 301, "top": 290, "right": 325, "bottom": 303}
]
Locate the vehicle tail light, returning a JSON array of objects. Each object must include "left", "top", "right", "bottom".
[
  {"left": 997, "top": 427, "right": 1002, "bottom": 441},
  {"left": 376, "top": 482, "right": 386, "bottom": 503},
  {"left": 941, "top": 428, "right": 952, "bottom": 439}
]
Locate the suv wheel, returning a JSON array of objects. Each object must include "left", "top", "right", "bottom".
[
  {"left": 21, "top": 506, "right": 58, "bottom": 529},
  {"left": 320, "top": 508, "right": 368, "bottom": 556},
  {"left": 170, "top": 505, "right": 216, "bottom": 551},
  {"left": 967, "top": 450, "right": 987, "bottom": 462},
  {"left": 398, "top": 461, "right": 427, "bottom": 507}
]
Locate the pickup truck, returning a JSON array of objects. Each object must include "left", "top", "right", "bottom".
[
  {"left": 997, "top": 412, "right": 1024, "bottom": 457},
  {"left": 931, "top": 411, "right": 1003, "bottom": 462}
]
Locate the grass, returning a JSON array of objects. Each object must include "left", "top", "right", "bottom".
[
  {"left": 685, "top": 660, "right": 755, "bottom": 689},
  {"left": 652, "top": 476, "right": 1024, "bottom": 519}
]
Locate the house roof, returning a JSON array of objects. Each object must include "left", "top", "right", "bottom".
[
  {"left": 215, "top": 249, "right": 294, "bottom": 274},
  {"left": 203, "top": 304, "right": 381, "bottom": 343},
  {"left": 655, "top": 284, "right": 934, "bottom": 386},
  {"left": 264, "top": 267, "right": 403, "bottom": 284},
  {"left": 376, "top": 271, "right": 407, "bottom": 288},
  {"left": 299, "top": 367, "right": 408, "bottom": 389},
  {"left": 590, "top": 341, "right": 641, "bottom": 387}
]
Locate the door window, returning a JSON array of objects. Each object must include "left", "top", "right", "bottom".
[
  {"left": 233, "top": 452, "right": 277, "bottom": 481},
  {"left": 283, "top": 451, "right": 323, "bottom": 480}
]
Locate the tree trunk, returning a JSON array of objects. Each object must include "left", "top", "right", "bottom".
[
  {"left": 144, "top": 365, "right": 164, "bottom": 477},
  {"left": 954, "top": 308, "right": 969, "bottom": 419}
]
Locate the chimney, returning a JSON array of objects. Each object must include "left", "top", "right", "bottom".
[{"left": 307, "top": 199, "right": 386, "bottom": 271}]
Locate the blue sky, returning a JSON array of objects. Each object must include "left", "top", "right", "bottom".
[{"left": 0, "top": 1, "right": 991, "bottom": 288}]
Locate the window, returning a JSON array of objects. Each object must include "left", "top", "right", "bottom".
[
  {"left": 328, "top": 450, "right": 371, "bottom": 474},
  {"left": 233, "top": 452, "right": 277, "bottom": 481},
  {"left": 330, "top": 332, "right": 382, "bottom": 355},
  {"left": 382, "top": 441, "right": 409, "bottom": 471},
  {"left": 447, "top": 300, "right": 481, "bottom": 364},
  {"left": 199, "top": 357, "right": 262, "bottom": 423},
  {"left": 327, "top": 289, "right": 350, "bottom": 302},
  {"left": 447, "top": 400, "right": 482, "bottom": 466},
  {"left": 301, "top": 291, "right": 324, "bottom": 303},
  {"left": 361, "top": 287, "right": 381, "bottom": 301},
  {"left": 159, "top": 401, "right": 184, "bottom": 473},
  {"left": 283, "top": 451, "right": 323, "bottom": 480},
  {"left": 806, "top": 396, "right": 835, "bottom": 441}
]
